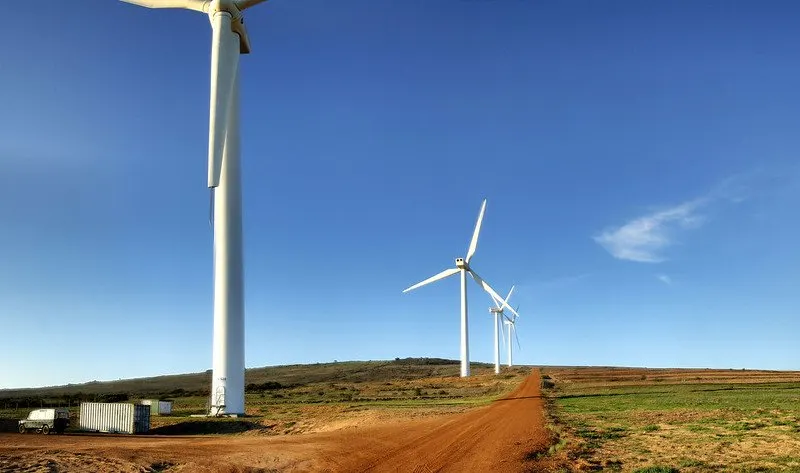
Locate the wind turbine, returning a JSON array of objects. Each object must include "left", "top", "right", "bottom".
[
  {"left": 402, "top": 200, "right": 518, "bottom": 377},
  {"left": 119, "top": 0, "right": 269, "bottom": 415},
  {"left": 489, "top": 286, "right": 514, "bottom": 375},
  {"left": 503, "top": 307, "right": 521, "bottom": 367}
]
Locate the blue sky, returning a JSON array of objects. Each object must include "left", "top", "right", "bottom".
[{"left": 2, "top": 0, "right": 799, "bottom": 389}]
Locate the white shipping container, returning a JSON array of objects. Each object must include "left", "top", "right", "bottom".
[{"left": 79, "top": 402, "right": 150, "bottom": 434}]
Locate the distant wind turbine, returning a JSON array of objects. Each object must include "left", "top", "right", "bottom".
[
  {"left": 503, "top": 306, "right": 521, "bottom": 367},
  {"left": 489, "top": 286, "right": 515, "bottom": 374},
  {"left": 119, "top": 0, "right": 269, "bottom": 415},
  {"left": 402, "top": 200, "right": 518, "bottom": 377}
]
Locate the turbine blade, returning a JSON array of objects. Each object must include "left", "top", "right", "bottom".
[
  {"left": 402, "top": 268, "right": 460, "bottom": 293},
  {"left": 208, "top": 189, "right": 215, "bottom": 228},
  {"left": 499, "top": 317, "right": 506, "bottom": 347},
  {"left": 465, "top": 199, "right": 487, "bottom": 264},
  {"left": 492, "top": 285, "right": 514, "bottom": 309},
  {"left": 235, "top": 15, "right": 252, "bottom": 54},
  {"left": 494, "top": 297, "right": 503, "bottom": 309},
  {"left": 514, "top": 325, "right": 521, "bottom": 350},
  {"left": 469, "top": 270, "right": 519, "bottom": 318},
  {"left": 236, "top": 0, "right": 268, "bottom": 9},
  {"left": 120, "top": 0, "right": 208, "bottom": 12},
  {"left": 207, "top": 14, "right": 240, "bottom": 188},
  {"left": 504, "top": 285, "right": 515, "bottom": 305}
]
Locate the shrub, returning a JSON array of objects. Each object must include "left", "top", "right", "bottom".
[
  {"left": 245, "top": 381, "right": 283, "bottom": 392},
  {"left": 97, "top": 393, "right": 129, "bottom": 403}
]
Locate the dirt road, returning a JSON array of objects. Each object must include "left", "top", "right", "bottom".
[
  {"left": 332, "top": 370, "right": 549, "bottom": 472},
  {"left": 0, "top": 370, "right": 550, "bottom": 472}
]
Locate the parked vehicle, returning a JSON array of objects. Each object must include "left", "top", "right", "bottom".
[{"left": 18, "top": 408, "right": 70, "bottom": 434}]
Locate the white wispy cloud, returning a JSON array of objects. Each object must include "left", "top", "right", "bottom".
[
  {"left": 656, "top": 274, "right": 672, "bottom": 285},
  {"left": 594, "top": 170, "right": 795, "bottom": 263},
  {"left": 593, "top": 199, "right": 706, "bottom": 263}
]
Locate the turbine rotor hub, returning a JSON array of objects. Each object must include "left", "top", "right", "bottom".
[
  {"left": 209, "top": 0, "right": 241, "bottom": 19},
  {"left": 455, "top": 258, "right": 468, "bottom": 269},
  {"left": 206, "top": 0, "right": 251, "bottom": 54}
]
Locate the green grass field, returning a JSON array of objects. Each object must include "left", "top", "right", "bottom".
[{"left": 542, "top": 368, "right": 800, "bottom": 472}]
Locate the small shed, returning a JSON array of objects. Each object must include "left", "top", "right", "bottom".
[{"left": 139, "top": 399, "right": 173, "bottom": 416}]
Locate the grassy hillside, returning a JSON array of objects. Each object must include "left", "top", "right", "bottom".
[
  {"left": 0, "top": 359, "right": 530, "bottom": 436},
  {"left": 0, "top": 358, "right": 494, "bottom": 402}
]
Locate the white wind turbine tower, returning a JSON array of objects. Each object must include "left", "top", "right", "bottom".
[
  {"left": 489, "top": 286, "right": 515, "bottom": 374},
  {"left": 403, "top": 199, "right": 518, "bottom": 377},
  {"left": 119, "top": 0, "right": 269, "bottom": 415},
  {"left": 503, "top": 307, "right": 521, "bottom": 367}
]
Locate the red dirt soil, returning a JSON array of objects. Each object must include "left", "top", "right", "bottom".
[{"left": 0, "top": 370, "right": 550, "bottom": 473}]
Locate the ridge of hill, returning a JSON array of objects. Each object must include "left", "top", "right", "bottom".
[{"left": 0, "top": 358, "right": 495, "bottom": 400}]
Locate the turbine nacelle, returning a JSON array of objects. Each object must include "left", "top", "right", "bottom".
[{"left": 455, "top": 258, "right": 468, "bottom": 269}]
